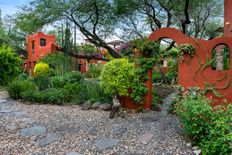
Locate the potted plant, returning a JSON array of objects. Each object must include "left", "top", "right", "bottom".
[{"left": 99, "top": 58, "right": 138, "bottom": 109}]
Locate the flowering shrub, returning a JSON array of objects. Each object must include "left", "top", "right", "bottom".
[{"left": 175, "top": 90, "right": 232, "bottom": 154}]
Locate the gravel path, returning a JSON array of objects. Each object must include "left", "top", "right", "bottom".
[{"left": 0, "top": 91, "right": 195, "bottom": 155}]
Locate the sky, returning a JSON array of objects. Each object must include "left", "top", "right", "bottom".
[{"left": 0, "top": 0, "right": 31, "bottom": 17}]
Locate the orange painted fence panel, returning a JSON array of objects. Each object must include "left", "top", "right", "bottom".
[{"left": 148, "top": 28, "right": 232, "bottom": 105}]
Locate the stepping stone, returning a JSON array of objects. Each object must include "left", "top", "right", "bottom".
[
  {"left": 96, "top": 137, "right": 119, "bottom": 151},
  {"left": 13, "top": 111, "right": 27, "bottom": 117},
  {"left": 114, "top": 127, "right": 127, "bottom": 136},
  {"left": 140, "top": 116, "right": 159, "bottom": 123},
  {"left": 66, "top": 152, "right": 83, "bottom": 155},
  {"left": 0, "top": 99, "right": 7, "bottom": 104},
  {"left": 22, "top": 118, "right": 34, "bottom": 124},
  {"left": 0, "top": 106, "right": 13, "bottom": 113},
  {"left": 37, "top": 134, "right": 59, "bottom": 147},
  {"left": 5, "top": 125, "right": 17, "bottom": 130},
  {"left": 20, "top": 126, "right": 46, "bottom": 137},
  {"left": 138, "top": 133, "right": 153, "bottom": 145}
]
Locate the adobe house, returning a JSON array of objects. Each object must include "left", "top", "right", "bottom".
[{"left": 25, "top": 32, "right": 57, "bottom": 73}]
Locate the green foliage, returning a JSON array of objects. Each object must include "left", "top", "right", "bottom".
[
  {"left": 39, "top": 52, "right": 72, "bottom": 76},
  {"left": 100, "top": 58, "right": 134, "bottom": 96},
  {"left": 34, "top": 62, "right": 51, "bottom": 77},
  {"left": 200, "top": 104, "right": 232, "bottom": 155},
  {"left": 0, "top": 45, "right": 22, "bottom": 85},
  {"left": 79, "top": 44, "right": 95, "bottom": 54},
  {"left": 175, "top": 92, "right": 232, "bottom": 154},
  {"left": 85, "top": 65, "right": 102, "bottom": 78},
  {"left": 83, "top": 80, "right": 112, "bottom": 103},
  {"left": 179, "top": 44, "right": 195, "bottom": 63},
  {"left": 7, "top": 78, "right": 36, "bottom": 99},
  {"left": 131, "top": 58, "right": 156, "bottom": 104},
  {"left": 33, "top": 76, "right": 50, "bottom": 91},
  {"left": 131, "top": 37, "right": 160, "bottom": 57},
  {"left": 51, "top": 71, "right": 84, "bottom": 88}
]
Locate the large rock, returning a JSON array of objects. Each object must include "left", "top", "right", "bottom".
[
  {"left": 81, "top": 101, "right": 91, "bottom": 110},
  {"left": 138, "top": 133, "right": 153, "bottom": 145},
  {"left": 98, "top": 104, "right": 112, "bottom": 111},
  {"left": 91, "top": 102, "right": 101, "bottom": 110},
  {"left": 96, "top": 137, "right": 119, "bottom": 151},
  {"left": 37, "top": 134, "right": 59, "bottom": 147},
  {"left": 20, "top": 126, "right": 46, "bottom": 137}
]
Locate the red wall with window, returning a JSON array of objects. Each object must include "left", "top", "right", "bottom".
[{"left": 26, "top": 32, "right": 56, "bottom": 73}]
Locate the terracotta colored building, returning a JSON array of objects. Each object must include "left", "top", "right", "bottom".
[{"left": 25, "top": 32, "right": 57, "bottom": 73}]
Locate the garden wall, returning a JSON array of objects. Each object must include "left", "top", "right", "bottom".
[{"left": 149, "top": 28, "right": 232, "bottom": 105}]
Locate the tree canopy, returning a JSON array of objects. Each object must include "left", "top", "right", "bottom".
[{"left": 4, "top": 0, "right": 224, "bottom": 58}]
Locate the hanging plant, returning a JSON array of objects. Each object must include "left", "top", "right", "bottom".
[
  {"left": 179, "top": 44, "right": 195, "bottom": 63},
  {"left": 131, "top": 37, "right": 160, "bottom": 58}
]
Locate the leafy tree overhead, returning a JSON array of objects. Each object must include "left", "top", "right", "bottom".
[
  {"left": 14, "top": 0, "right": 121, "bottom": 58},
  {"left": 8, "top": 0, "right": 224, "bottom": 58}
]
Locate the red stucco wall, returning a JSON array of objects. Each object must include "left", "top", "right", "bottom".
[
  {"left": 148, "top": 28, "right": 232, "bottom": 106},
  {"left": 27, "top": 32, "right": 56, "bottom": 72}
]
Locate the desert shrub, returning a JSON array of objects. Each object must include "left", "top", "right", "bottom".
[
  {"left": 42, "top": 88, "right": 67, "bottom": 105},
  {"left": 34, "top": 62, "right": 51, "bottom": 77},
  {"left": 7, "top": 78, "right": 36, "bottom": 99},
  {"left": 33, "top": 76, "right": 50, "bottom": 91},
  {"left": 50, "top": 76, "right": 66, "bottom": 88},
  {"left": 63, "top": 71, "right": 84, "bottom": 83},
  {"left": 18, "top": 72, "right": 29, "bottom": 80},
  {"left": 51, "top": 71, "right": 84, "bottom": 88},
  {"left": 200, "top": 104, "right": 232, "bottom": 155},
  {"left": 63, "top": 82, "right": 81, "bottom": 102},
  {"left": 176, "top": 93, "right": 232, "bottom": 154},
  {"left": 0, "top": 45, "right": 22, "bottom": 85},
  {"left": 85, "top": 80, "right": 112, "bottom": 103},
  {"left": 21, "top": 90, "right": 44, "bottom": 103},
  {"left": 21, "top": 88, "right": 66, "bottom": 105},
  {"left": 100, "top": 58, "right": 134, "bottom": 96},
  {"left": 39, "top": 52, "right": 72, "bottom": 75},
  {"left": 85, "top": 65, "right": 102, "bottom": 78}
]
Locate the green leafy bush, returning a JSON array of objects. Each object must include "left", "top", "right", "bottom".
[
  {"left": 51, "top": 71, "right": 84, "bottom": 88},
  {"left": 7, "top": 78, "right": 36, "bottom": 99},
  {"left": 63, "top": 82, "right": 81, "bottom": 102},
  {"left": 100, "top": 58, "right": 134, "bottom": 96},
  {"left": 39, "top": 52, "right": 72, "bottom": 75},
  {"left": 33, "top": 76, "right": 50, "bottom": 91},
  {"left": 21, "top": 90, "right": 44, "bottom": 103},
  {"left": 21, "top": 88, "right": 66, "bottom": 105},
  {"left": 85, "top": 65, "right": 102, "bottom": 78},
  {"left": 0, "top": 45, "right": 22, "bottom": 85},
  {"left": 175, "top": 93, "right": 232, "bottom": 154},
  {"left": 85, "top": 80, "right": 112, "bottom": 103}
]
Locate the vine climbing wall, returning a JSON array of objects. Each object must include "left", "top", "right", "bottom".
[{"left": 148, "top": 28, "right": 232, "bottom": 106}]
